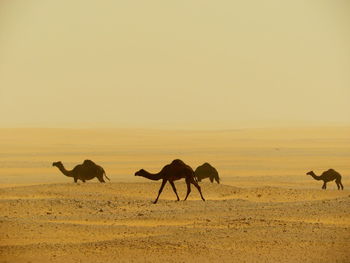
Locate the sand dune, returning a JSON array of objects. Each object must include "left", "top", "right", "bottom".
[{"left": 1, "top": 182, "right": 349, "bottom": 263}]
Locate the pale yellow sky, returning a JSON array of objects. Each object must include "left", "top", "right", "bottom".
[{"left": 0, "top": 0, "right": 349, "bottom": 128}]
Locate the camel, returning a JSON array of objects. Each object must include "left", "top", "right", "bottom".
[
  {"left": 52, "top": 160, "right": 110, "bottom": 183},
  {"left": 307, "top": 169, "right": 344, "bottom": 190},
  {"left": 195, "top": 162, "right": 220, "bottom": 183},
  {"left": 134, "top": 159, "right": 205, "bottom": 204}
]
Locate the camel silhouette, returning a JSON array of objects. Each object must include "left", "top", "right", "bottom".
[
  {"left": 52, "top": 160, "right": 110, "bottom": 183},
  {"left": 135, "top": 159, "right": 205, "bottom": 204},
  {"left": 195, "top": 162, "right": 220, "bottom": 183},
  {"left": 307, "top": 169, "right": 344, "bottom": 190}
]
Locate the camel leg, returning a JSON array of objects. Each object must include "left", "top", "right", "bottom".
[
  {"left": 209, "top": 177, "right": 214, "bottom": 183},
  {"left": 154, "top": 179, "right": 167, "bottom": 204},
  {"left": 336, "top": 179, "right": 344, "bottom": 190},
  {"left": 335, "top": 181, "right": 340, "bottom": 190},
  {"left": 169, "top": 181, "right": 180, "bottom": 201},
  {"left": 191, "top": 179, "right": 205, "bottom": 201},
  {"left": 184, "top": 179, "right": 192, "bottom": 201},
  {"left": 74, "top": 178, "right": 78, "bottom": 183},
  {"left": 322, "top": 182, "right": 327, "bottom": 190}
]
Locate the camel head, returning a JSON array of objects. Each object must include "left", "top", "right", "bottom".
[
  {"left": 52, "top": 161, "right": 63, "bottom": 168},
  {"left": 306, "top": 171, "right": 314, "bottom": 176},
  {"left": 134, "top": 169, "right": 145, "bottom": 177}
]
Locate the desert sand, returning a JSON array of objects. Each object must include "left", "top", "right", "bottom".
[
  {"left": 1, "top": 182, "right": 350, "bottom": 263},
  {"left": 0, "top": 127, "right": 350, "bottom": 262}
]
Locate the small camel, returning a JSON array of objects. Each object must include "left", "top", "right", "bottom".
[
  {"left": 195, "top": 162, "right": 220, "bottom": 183},
  {"left": 52, "top": 160, "right": 110, "bottom": 183},
  {"left": 135, "top": 159, "right": 205, "bottom": 204},
  {"left": 307, "top": 169, "right": 344, "bottom": 190}
]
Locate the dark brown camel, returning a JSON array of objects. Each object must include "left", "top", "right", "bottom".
[
  {"left": 135, "top": 159, "right": 205, "bottom": 204},
  {"left": 307, "top": 169, "right": 344, "bottom": 190},
  {"left": 195, "top": 162, "right": 220, "bottom": 183},
  {"left": 52, "top": 160, "right": 110, "bottom": 183}
]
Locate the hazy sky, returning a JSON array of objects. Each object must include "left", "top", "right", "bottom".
[{"left": 1, "top": 0, "right": 349, "bottom": 128}]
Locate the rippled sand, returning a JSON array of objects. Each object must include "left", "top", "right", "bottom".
[{"left": 1, "top": 182, "right": 349, "bottom": 263}]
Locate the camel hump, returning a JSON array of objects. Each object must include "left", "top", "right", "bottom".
[
  {"left": 197, "top": 162, "right": 216, "bottom": 171},
  {"left": 83, "top": 159, "right": 97, "bottom": 167},
  {"left": 325, "top": 168, "right": 337, "bottom": 174},
  {"left": 168, "top": 159, "right": 194, "bottom": 173},
  {"left": 171, "top": 159, "right": 186, "bottom": 166},
  {"left": 202, "top": 162, "right": 213, "bottom": 168},
  {"left": 327, "top": 168, "right": 341, "bottom": 175}
]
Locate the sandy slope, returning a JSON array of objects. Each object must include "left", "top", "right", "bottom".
[{"left": 1, "top": 182, "right": 349, "bottom": 263}]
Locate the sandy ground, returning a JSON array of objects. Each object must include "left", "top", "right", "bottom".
[
  {"left": 0, "top": 127, "right": 349, "bottom": 262},
  {"left": 0, "top": 182, "right": 349, "bottom": 263},
  {"left": 1, "top": 127, "right": 350, "bottom": 185}
]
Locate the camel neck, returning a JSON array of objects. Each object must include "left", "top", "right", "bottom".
[
  {"left": 57, "top": 165, "right": 73, "bottom": 177},
  {"left": 310, "top": 172, "right": 322, "bottom": 180},
  {"left": 140, "top": 171, "right": 163, "bottom": 181}
]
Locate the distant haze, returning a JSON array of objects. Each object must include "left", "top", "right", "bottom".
[{"left": 1, "top": 0, "right": 349, "bottom": 128}]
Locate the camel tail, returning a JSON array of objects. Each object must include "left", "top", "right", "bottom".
[
  {"left": 102, "top": 168, "right": 110, "bottom": 181},
  {"left": 104, "top": 173, "right": 111, "bottom": 181},
  {"left": 104, "top": 172, "right": 110, "bottom": 181},
  {"left": 214, "top": 172, "right": 220, "bottom": 183}
]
